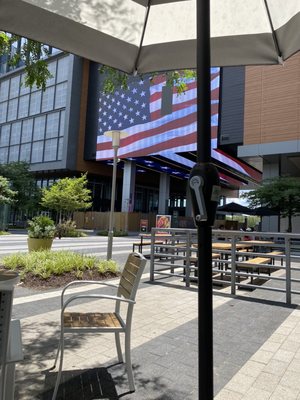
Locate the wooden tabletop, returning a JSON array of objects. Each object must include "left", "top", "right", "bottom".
[{"left": 212, "top": 242, "right": 253, "bottom": 250}]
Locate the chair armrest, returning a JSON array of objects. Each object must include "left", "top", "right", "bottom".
[
  {"left": 62, "top": 294, "right": 135, "bottom": 312},
  {"left": 61, "top": 280, "right": 118, "bottom": 307}
]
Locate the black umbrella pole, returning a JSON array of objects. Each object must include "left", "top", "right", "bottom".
[
  {"left": 198, "top": 225, "right": 213, "bottom": 399},
  {"left": 197, "top": 0, "right": 214, "bottom": 399}
]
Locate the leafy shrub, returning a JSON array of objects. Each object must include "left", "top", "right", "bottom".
[
  {"left": 28, "top": 215, "right": 56, "bottom": 239},
  {"left": 97, "top": 230, "right": 128, "bottom": 237},
  {"left": 2, "top": 251, "right": 119, "bottom": 280},
  {"left": 56, "top": 220, "right": 85, "bottom": 238}
]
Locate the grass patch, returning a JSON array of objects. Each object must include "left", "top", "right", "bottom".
[
  {"left": 0, "top": 231, "right": 10, "bottom": 235},
  {"left": 2, "top": 250, "right": 119, "bottom": 281}
]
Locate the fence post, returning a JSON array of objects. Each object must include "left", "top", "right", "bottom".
[
  {"left": 231, "top": 235, "right": 237, "bottom": 295},
  {"left": 285, "top": 236, "right": 291, "bottom": 305},
  {"left": 150, "top": 228, "right": 155, "bottom": 282}
]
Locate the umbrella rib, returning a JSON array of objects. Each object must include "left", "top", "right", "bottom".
[
  {"left": 133, "top": 0, "right": 152, "bottom": 74},
  {"left": 263, "top": 0, "right": 283, "bottom": 64}
]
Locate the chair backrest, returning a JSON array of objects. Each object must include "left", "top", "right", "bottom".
[{"left": 117, "top": 252, "right": 146, "bottom": 301}]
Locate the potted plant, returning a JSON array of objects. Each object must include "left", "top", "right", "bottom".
[{"left": 27, "top": 215, "right": 56, "bottom": 251}]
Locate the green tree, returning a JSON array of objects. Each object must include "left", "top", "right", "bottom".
[
  {"left": 242, "top": 176, "right": 300, "bottom": 232},
  {"left": 0, "top": 176, "right": 17, "bottom": 205},
  {"left": 0, "top": 32, "right": 52, "bottom": 90},
  {"left": 0, "top": 162, "right": 41, "bottom": 222},
  {"left": 41, "top": 174, "right": 92, "bottom": 222}
]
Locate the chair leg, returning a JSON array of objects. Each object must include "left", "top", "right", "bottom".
[
  {"left": 49, "top": 340, "right": 61, "bottom": 371},
  {"left": 115, "top": 332, "right": 123, "bottom": 362},
  {"left": 125, "top": 329, "right": 135, "bottom": 392},
  {"left": 52, "top": 330, "right": 65, "bottom": 400}
]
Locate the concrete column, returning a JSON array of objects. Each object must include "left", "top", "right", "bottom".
[
  {"left": 158, "top": 173, "right": 170, "bottom": 214},
  {"left": 121, "top": 161, "right": 136, "bottom": 212}
]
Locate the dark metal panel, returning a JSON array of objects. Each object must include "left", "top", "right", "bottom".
[{"left": 219, "top": 67, "right": 245, "bottom": 146}]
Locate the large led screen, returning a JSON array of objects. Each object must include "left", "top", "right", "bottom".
[{"left": 96, "top": 68, "right": 220, "bottom": 160}]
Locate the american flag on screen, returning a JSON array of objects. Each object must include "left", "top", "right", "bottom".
[{"left": 96, "top": 68, "right": 220, "bottom": 160}]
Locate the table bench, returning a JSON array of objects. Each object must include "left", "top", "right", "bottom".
[
  {"left": 237, "top": 256, "right": 272, "bottom": 283},
  {"left": 132, "top": 240, "right": 164, "bottom": 253}
]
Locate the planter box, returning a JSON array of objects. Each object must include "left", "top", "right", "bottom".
[{"left": 27, "top": 238, "right": 53, "bottom": 252}]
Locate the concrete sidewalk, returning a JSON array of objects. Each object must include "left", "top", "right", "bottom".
[{"left": 12, "top": 272, "right": 300, "bottom": 399}]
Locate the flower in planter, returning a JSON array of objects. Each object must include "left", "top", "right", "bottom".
[{"left": 28, "top": 216, "right": 56, "bottom": 239}]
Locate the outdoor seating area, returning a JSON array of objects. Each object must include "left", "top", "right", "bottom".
[
  {"left": 9, "top": 259, "right": 300, "bottom": 399},
  {"left": 149, "top": 227, "right": 300, "bottom": 305}
]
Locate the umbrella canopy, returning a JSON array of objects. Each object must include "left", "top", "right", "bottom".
[
  {"left": 1, "top": 1, "right": 300, "bottom": 74},
  {"left": 217, "top": 202, "right": 253, "bottom": 215}
]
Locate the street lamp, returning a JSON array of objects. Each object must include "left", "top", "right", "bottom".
[{"left": 104, "top": 130, "right": 127, "bottom": 260}]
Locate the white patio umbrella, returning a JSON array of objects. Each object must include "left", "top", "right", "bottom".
[
  {"left": 1, "top": 1, "right": 300, "bottom": 73},
  {"left": 2, "top": 1, "right": 300, "bottom": 398}
]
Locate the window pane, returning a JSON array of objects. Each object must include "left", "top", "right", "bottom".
[
  {"left": 0, "top": 147, "right": 8, "bottom": 164},
  {"left": 46, "top": 112, "right": 59, "bottom": 138},
  {"left": 54, "top": 82, "right": 67, "bottom": 109},
  {"left": 7, "top": 99, "right": 18, "bottom": 121},
  {"left": 0, "top": 80, "right": 9, "bottom": 101},
  {"left": 59, "top": 110, "right": 65, "bottom": 136},
  {"left": 41, "top": 86, "right": 55, "bottom": 112},
  {"left": 0, "top": 102, "right": 8, "bottom": 123},
  {"left": 22, "top": 119, "right": 33, "bottom": 143},
  {"left": 57, "top": 57, "right": 69, "bottom": 83},
  {"left": 20, "top": 143, "right": 31, "bottom": 162},
  {"left": 46, "top": 61, "right": 57, "bottom": 86},
  {"left": 9, "top": 76, "right": 20, "bottom": 99},
  {"left": 0, "top": 125, "right": 10, "bottom": 146},
  {"left": 29, "top": 91, "right": 41, "bottom": 115},
  {"left": 10, "top": 122, "right": 22, "bottom": 145},
  {"left": 33, "top": 115, "right": 46, "bottom": 140},
  {"left": 31, "top": 141, "right": 44, "bottom": 163},
  {"left": 44, "top": 138, "right": 58, "bottom": 161},
  {"left": 18, "top": 94, "right": 30, "bottom": 118},
  {"left": 57, "top": 137, "right": 64, "bottom": 160},
  {"left": 20, "top": 74, "right": 31, "bottom": 95},
  {"left": 9, "top": 145, "right": 19, "bottom": 162}
]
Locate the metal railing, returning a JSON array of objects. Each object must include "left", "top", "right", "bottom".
[{"left": 149, "top": 227, "right": 300, "bottom": 305}]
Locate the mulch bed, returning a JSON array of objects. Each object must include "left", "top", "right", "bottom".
[{"left": 2, "top": 268, "right": 119, "bottom": 290}]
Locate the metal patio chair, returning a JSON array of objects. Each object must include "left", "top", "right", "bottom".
[{"left": 51, "top": 252, "right": 147, "bottom": 400}]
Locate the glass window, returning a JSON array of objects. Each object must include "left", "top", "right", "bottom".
[
  {"left": 33, "top": 115, "right": 46, "bottom": 140},
  {"left": 54, "top": 82, "right": 67, "bottom": 109},
  {"left": 46, "top": 61, "right": 57, "bottom": 87},
  {"left": 18, "top": 94, "right": 30, "bottom": 118},
  {"left": 20, "top": 74, "right": 30, "bottom": 95},
  {"left": 31, "top": 141, "right": 44, "bottom": 163},
  {"left": 0, "top": 124, "right": 10, "bottom": 146},
  {"left": 59, "top": 110, "right": 65, "bottom": 136},
  {"left": 57, "top": 137, "right": 64, "bottom": 160},
  {"left": 8, "top": 145, "right": 19, "bottom": 162},
  {"left": 9, "top": 75, "right": 20, "bottom": 99},
  {"left": 29, "top": 91, "right": 41, "bottom": 115},
  {"left": 57, "top": 57, "right": 69, "bottom": 83},
  {"left": 0, "top": 80, "right": 9, "bottom": 101},
  {"left": 46, "top": 112, "right": 59, "bottom": 138},
  {"left": 44, "top": 138, "right": 58, "bottom": 161},
  {"left": 7, "top": 98, "right": 18, "bottom": 121},
  {"left": 21, "top": 119, "right": 33, "bottom": 143},
  {"left": 41, "top": 86, "right": 55, "bottom": 112},
  {"left": 0, "top": 147, "right": 8, "bottom": 164},
  {"left": 0, "top": 102, "right": 8, "bottom": 123},
  {"left": 20, "top": 143, "right": 31, "bottom": 162},
  {"left": 10, "top": 122, "right": 22, "bottom": 145}
]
